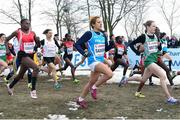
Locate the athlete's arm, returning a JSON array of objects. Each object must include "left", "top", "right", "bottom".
[
  {"left": 5, "top": 31, "right": 17, "bottom": 55},
  {"left": 74, "top": 31, "right": 92, "bottom": 56},
  {"left": 129, "top": 34, "right": 145, "bottom": 55}
]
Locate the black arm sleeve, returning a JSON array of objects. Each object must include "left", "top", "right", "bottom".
[
  {"left": 129, "top": 34, "right": 145, "bottom": 55},
  {"left": 54, "top": 39, "right": 61, "bottom": 49}
]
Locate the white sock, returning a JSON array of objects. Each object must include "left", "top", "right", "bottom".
[
  {"left": 92, "top": 85, "right": 97, "bottom": 89},
  {"left": 78, "top": 97, "right": 84, "bottom": 102}
]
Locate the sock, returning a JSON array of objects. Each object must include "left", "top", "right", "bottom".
[
  {"left": 78, "top": 97, "right": 84, "bottom": 102},
  {"left": 92, "top": 85, "right": 97, "bottom": 89}
]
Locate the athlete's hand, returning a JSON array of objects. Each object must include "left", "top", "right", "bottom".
[{"left": 83, "top": 51, "right": 91, "bottom": 57}]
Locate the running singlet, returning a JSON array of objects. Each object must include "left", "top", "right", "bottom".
[
  {"left": 42, "top": 39, "right": 56, "bottom": 57},
  {"left": 143, "top": 34, "right": 160, "bottom": 67},
  {"left": 16, "top": 29, "right": 35, "bottom": 54},
  {"left": 0, "top": 44, "right": 6, "bottom": 61},
  {"left": 144, "top": 34, "right": 159, "bottom": 56},
  {"left": 63, "top": 41, "right": 74, "bottom": 55},
  {"left": 87, "top": 31, "right": 105, "bottom": 65}
]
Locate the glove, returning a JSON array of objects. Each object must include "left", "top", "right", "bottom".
[{"left": 83, "top": 51, "right": 91, "bottom": 57}]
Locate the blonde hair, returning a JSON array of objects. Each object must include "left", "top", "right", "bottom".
[{"left": 90, "top": 16, "right": 100, "bottom": 29}]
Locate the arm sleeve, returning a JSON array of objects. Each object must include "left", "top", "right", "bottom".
[
  {"left": 9, "top": 46, "right": 16, "bottom": 56},
  {"left": 129, "top": 34, "right": 145, "bottom": 55},
  {"left": 40, "top": 39, "right": 45, "bottom": 46},
  {"left": 105, "top": 38, "right": 115, "bottom": 52},
  {"left": 54, "top": 39, "right": 61, "bottom": 49},
  {"left": 74, "top": 31, "right": 92, "bottom": 56}
]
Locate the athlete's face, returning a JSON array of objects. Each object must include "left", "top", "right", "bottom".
[
  {"left": 46, "top": 31, "right": 53, "bottom": 39},
  {"left": 92, "top": 18, "right": 102, "bottom": 31},
  {"left": 21, "top": 20, "right": 31, "bottom": 31},
  {"left": 147, "top": 22, "right": 156, "bottom": 34},
  {"left": 0, "top": 35, "right": 6, "bottom": 42}
]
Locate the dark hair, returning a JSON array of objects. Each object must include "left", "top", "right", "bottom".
[
  {"left": 65, "top": 33, "right": 71, "bottom": 38},
  {"left": 43, "top": 29, "right": 52, "bottom": 34},
  {"left": 90, "top": 16, "right": 100, "bottom": 29},
  {"left": 155, "top": 27, "right": 160, "bottom": 38},
  {"left": 54, "top": 34, "right": 59, "bottom": 37},
  {"left": 143, "top": 20, "right": 155, "bottom": 32},
  {"left": 0, "top": 33, "right": 5, "bottom": 38},
  {"left": 20, "top": 18, "right": 29, "bottom": 24},
  {"left": 160, "top": 32, "right": 166, "bottom": 39},
  {"left": 109, "top": 34, "right": 114, "bottom": 39},
  {"left": 115, "top": 36, "right": 121, "bottom": 41}
]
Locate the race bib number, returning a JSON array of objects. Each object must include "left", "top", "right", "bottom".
[
  {"left": 94, "top": 44, "right": 105, "bottom": 56},
  {"left": 24, "top": 42, "right": 35, "bottom": 53},
  {"left": 48, "top": 45, "right": 56, "bottom": 55},
  {"left": 67, "top": 47, "right": 73, "bottom": 55},
  {"left": 117, "top": 47, "right": 124, "bottom": 55},
  {"left": 147, "top": 41, "right": 158, "bottom": 53}
]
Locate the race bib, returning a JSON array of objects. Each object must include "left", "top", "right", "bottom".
[
  {"left": 24, "top": 42, "right": 35, "bottom": 53},
  {"left": 67, "top": 47, "right": 73, "bottom": 55},
  {"left": 147, "top": 41, "right": 158, "bottom": 53},
  {"left": 117, "top": 47, "right": 124, "bottom": 55},
  {"left": 47, "top": 45, "right": 56, "bottom": 55},
  {"left": 94, "top": 44, "right": 105, "bottom": 56}
]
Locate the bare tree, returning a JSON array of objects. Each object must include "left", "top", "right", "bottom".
[
  {"left": 62, "top": 0, "right": 88, "bottom": 37},
  {"left": 96, "top": 0, "right": 142, "bottom": 35},
  {"left": 0, "top": 0, "right": 35, "bottom": 24},
  {"left": 124, "top": 0, "right": 149, "bottom": 39},
  {"left": 87, "top": 0, "right": 91, "bottom": 30},
  {"left": 41, "top": 0, "right": 67, "bottom": 38},
  {"left": 157, "top": 0, "right": 180, "bottom": 36}
]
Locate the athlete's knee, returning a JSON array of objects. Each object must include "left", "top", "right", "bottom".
[
  {"left": 159, "top": 70, "right": 167, "bottom": 80},
  {"left": 107, "top": 70, "right": 113, "bottom": 79}
]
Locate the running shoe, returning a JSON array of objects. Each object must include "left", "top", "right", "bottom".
[
  {"left": 54, "top": 82, "right": 61, "bottom": 90},
  {"left": 30, "top": 90, "right": 38, "bottom": 99},
  {"left": 7, "top": 84, "right": 13, "bottom": 96},
  {"left": 167, "top": 97, "right": 179, "bottom": 104},
  {"left": 135, "top": 92, "right": 145, "bottom": 98},
  {"left": 73, "top": 79, "right": 80, "bottom": 84},
  {"left": 3, "top": 77, "right": 9, "bottom": 85},
  {"left": 56, "top": 75, "right": 59, "bottom": 80},
  {"left": 118, "top": 76, "right": 128, "bottom": 87},
  {"left": 90, "top": 88, "right": 97, "bottom": 100},
  {"left": 76, "top": 98, "right": 88, "bottom": 109},
  {"left": 28, "top": 83, "right": 32, "bottom": 89}
]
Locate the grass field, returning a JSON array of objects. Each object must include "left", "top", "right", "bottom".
[{"left": 0, "top": 75, "right": 180, "bottom": 119}]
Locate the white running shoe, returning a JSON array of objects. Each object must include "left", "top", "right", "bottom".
[
  {"left": 7, "top": 84, "right": 13, "bottom": 96},
  {"left": 30, "top": 90, "right": 38, "bottom": 99}
]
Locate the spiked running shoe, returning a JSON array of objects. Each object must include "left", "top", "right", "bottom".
[
  {"left": 135, "top": 92, "right": 145, "bottom": 98},
  {"left": 73, "top": 79, "right": 80, "bottom": 84},
  {"left": 76, "top": 98, "right": 88, "bottom": 109},
  {"left": 54, "top": 82, "right": 61, "bottom": 90},
  {"left": 28, "top": 83, "right": 32, "bottom": 89},
  {"left": 30, "top": 90, "right": 38, "bottom": 99},
  {"left": 167, "top": 97, "right": 179, "bottom": 104},
  {"left": 3, "top": 77, "right": 9, "bottom": 85},
  {"left": 118, "top": 76, "right": 128, "bottom": 87},
  {"left": 90, "top": 88, "right": 97, "bottom": 100},
  {"left": 7, "top": 84, "right": 13, "bottom": 96}
]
